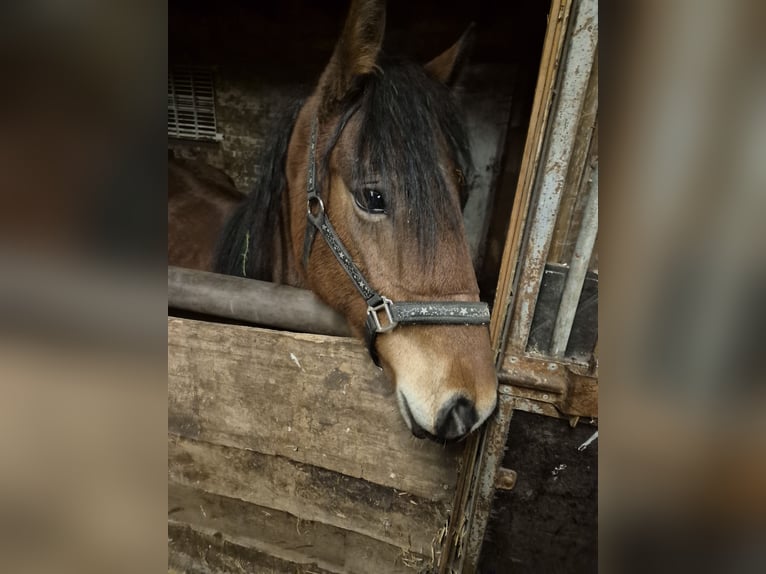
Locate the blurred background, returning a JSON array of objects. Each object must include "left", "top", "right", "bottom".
[
  {"left": 0, "top": 1, "right": 167, "bottom": 574},
  {"left": 603, "top": 0, "right": 766, "bottom": 571},
  {"left": 0, "top": 0, "right": 764, "bottom": 572}
]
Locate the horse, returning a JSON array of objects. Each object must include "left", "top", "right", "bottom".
[
  {"left": 168, "top": 155, "right": 245, "bottom": 271},
  {"left": 169, "top": 0, "right": 498, "bottom": 441}
]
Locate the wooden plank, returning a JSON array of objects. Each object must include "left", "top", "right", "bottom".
[
  {"left": 169, "top": 522, "right": 335, "bottom": 574},
  {"left": 168, "top": 317, "right": 462, "bottom": 502},
  {"left": 168, "top": 435, "right": 449, "bottom": 553},
  {"left": 169, "top": 483, "right": 429, "bottom": 574}
]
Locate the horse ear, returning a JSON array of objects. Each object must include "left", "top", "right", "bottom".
[
  {"left": 318, "top": 0, "right": 386, "bottom": 113},
  {"left": 424, "top": 23, "right": 476, "bottom": 86}
]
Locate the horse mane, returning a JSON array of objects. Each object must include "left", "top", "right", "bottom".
[
  {"left": 215, "top": 56, "right": 473, "bottom": 279},
  {"left": 213, "top": 99, "right": 304, "bottom": 280}
]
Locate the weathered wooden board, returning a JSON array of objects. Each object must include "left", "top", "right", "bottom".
[
  {"left": 168, "top": 317, "right": 462, "bottom": 502},
  {"left": 168, "top": 434, "right": 448, "bottom": 553},
  {"left": 169, "top": 522, "right": 335, "bottom": 574},
  {"left": 169, "top": 483, "right": 429, "bottom": 574}
]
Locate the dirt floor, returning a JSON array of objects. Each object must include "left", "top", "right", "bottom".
[{"left": 478, "top": 410, "right": 598, "bottom": 573}]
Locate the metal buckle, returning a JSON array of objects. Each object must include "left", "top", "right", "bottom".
[{"left": 367, "top": 297, "right": 397, "bottom": 333}]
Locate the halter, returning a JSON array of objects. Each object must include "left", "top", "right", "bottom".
[{"left": 302, "top": 117, "right": 490, "bottom": 365}]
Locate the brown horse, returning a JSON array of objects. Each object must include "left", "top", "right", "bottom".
[
  {"left": 169, "top": 0, "right": 497, "bottom": 441},
  {"left": 168, "top": 156, "right": 245, "bottom": 271}
]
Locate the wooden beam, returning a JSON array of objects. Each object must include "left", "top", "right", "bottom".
[
  {"left": 168, "top": 317, "right": 463, "bottom": 502},
  {"left": 168, "top": 435, "right": 449, "bottom": 553},
  {"left": 169, "top": 523, "right": 337, "bottom": 574},
  {"left": 169, "top": 483, "right": 428, "bottom": 574}
]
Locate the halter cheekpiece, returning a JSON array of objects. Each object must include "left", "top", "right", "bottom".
[{"left": 301, "top": 117, "right": 490, "bottom": 365}]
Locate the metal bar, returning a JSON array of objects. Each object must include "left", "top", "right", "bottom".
[
  {"left": 550, "top": 162, "right": 598, "bottom": 357},
  {"left": 508, "top": 0, "right": 599, "bottom": 353},
  {"left": 167, "top": 266, "right": 351, "bottom": 337},
  {"left": 449, "top": 2, "right": 599, "bottom": 572},
  {"left": 189, "top": 69, "right": 199, "bottom": 139},
  {"left": 168, "top": 73, "right": 180, "bottom": 138},
  {"left": 459, "top": 394, "right": 515, "bottom": 573},
  {"left": 488, "top": 0, "right": 575, "bottom": 360}
]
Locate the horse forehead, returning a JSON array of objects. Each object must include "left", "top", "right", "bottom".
[{"left": 330, "top": 115, "right": 452, "bottom": 180}]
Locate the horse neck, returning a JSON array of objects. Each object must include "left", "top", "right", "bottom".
[{"left": 271, "top": 181, "right": 305, "bottom": 288}]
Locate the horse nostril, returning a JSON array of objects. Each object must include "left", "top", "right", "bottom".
[{"left": 434, "top": 397, "right": 478, "bottom": 441}]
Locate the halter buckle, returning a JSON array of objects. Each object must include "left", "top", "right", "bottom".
[{"left": 367, "top": 297, "right": 397, "bottom": 333}]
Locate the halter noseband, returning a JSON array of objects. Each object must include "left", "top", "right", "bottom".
[{"left": 301, "top": 117, "right": 490, "bottom": 365}]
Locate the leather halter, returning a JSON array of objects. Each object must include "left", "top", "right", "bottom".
[{"left": 301, "top": 117, "right": 490, "bottom": 365}]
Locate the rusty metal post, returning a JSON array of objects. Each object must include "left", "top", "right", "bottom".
[
  {"left": 508, "top": 0, "right": 599, "bottom": 353},
  {"left": 448, "top": 1, "right": 600, "bottom": 572},
  {"left": 550, "top": 162, "right": 598, "bottom": 357},
  {"left": 456, "top": 393, "right": 515, "bottom": 574}
]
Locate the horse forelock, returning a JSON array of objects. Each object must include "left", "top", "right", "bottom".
[{"left": 316, "top": 57, "right": 473, "bottom": 265}]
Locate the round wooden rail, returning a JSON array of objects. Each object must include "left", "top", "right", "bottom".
[{"left": 168, "top": 266, "right": 351, "bottom": 337}]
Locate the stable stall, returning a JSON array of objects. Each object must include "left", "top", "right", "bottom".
[{"left": 168, "top": 1, "right": 598, "bottom": 572}]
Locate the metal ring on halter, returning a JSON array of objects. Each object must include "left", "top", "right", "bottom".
[{"left": 307, "top": 194, "right": 325, "bottom": 225}]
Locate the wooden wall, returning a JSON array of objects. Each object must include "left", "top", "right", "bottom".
[{"left": 168, "top": 317, "right": 467, "bottom": 573}]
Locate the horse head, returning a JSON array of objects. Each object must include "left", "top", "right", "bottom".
[{"left": 285, "top": 0, "right": 497, "bottom": 441}]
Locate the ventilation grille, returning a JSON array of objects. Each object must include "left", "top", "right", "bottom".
[{"left": 168, "top": 66, "right": 222, "bottom": 141}]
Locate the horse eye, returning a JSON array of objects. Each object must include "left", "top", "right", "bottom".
[{"left": 354, "top": 188, "right": 387, "bottom": 214}]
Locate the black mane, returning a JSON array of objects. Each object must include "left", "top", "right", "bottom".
[
  {"left": 214, "top": 57, "right": 473, "bottom": 279},
  {"left": 214, "top": 99, "right": 303, "bottom": 279}
]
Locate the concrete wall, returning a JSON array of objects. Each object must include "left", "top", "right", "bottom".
[{"left": 170, "top": 76, "right": 309, "bottom": 193}]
